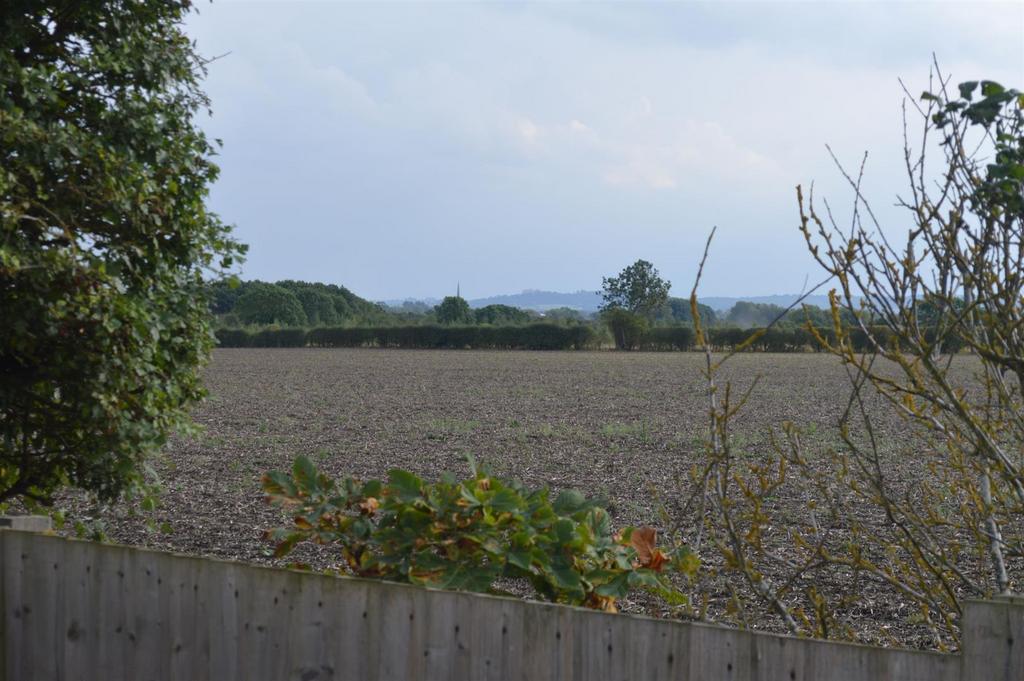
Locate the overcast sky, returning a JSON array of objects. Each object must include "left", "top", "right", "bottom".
[{"left": 185, "top": 1, "right": 1024, "bottom": 301}]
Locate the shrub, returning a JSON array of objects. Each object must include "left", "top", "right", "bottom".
[
  {"left": 640, "top": 327, "right": 695, "bottom": 351},
  {"left": 215, "top": 329, "right": 251, "bottom": 348},
  {"left": 250, "top": 328, "right": 307, "bottom": 348},
  {"left": 603, "top": 309, "right": 648, "bottom": 350},
  {"left": 264, "top": 456, "right": 697, "bottom": 611},
  {"left": 0, "top": 2, "right": 245, "bottom": 505}
]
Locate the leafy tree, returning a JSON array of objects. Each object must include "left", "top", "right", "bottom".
[
  {"left": 543, "top": 307, "right": 587, "bottom": 323},
  {"left": 724, "top": 301, "right": 787, "bottom": 327},
  {"left": 0, "top": 2, "right": 244, "bottom": 505},
  {"left": 207, "top": 278, "right": 247, "bottom": 315},
  {"left": 658, "top": 297, "right": 717, "bottom": 325},
  {"left": 213, "top": 279, "right": 387, "bottom": 326},
  {"left": 234, "top": 283, "right": 307, "bottom": 327},
  {"left": 434, "top": 295, "right": 472, "bottom": 325},
  {"left": 292, "top": 288, "right": 340, "bottom": 326},
  {"left": 474, "top": 304, "right": 533, "bottom": 326},
  {"left": 601, "top": 259, "right": 671, "bottom": 320}
]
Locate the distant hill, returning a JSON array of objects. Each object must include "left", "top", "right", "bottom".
[
  {"left": 383, "top": 290, "right": 837, "bottom": 313},
  {"left": 699, "top": 294, "right": 837, "bottom": 312},
  {"left": 468, "top": 290, "right": 602, "bottom": 312}
]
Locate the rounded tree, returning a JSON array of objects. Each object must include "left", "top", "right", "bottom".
[
  {"left": 600, "top": 259, "right": 671, "bottom": 320},
  {"left": 435, "top": 296, "right": 472, "bottom": 325},
  {"left": 0, "top": 2, "right": 245, "bottom": 505},
  {"left": 235, "top": 283, "right": 308, "bottom": 327}
]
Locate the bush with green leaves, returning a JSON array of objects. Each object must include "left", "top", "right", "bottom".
[
  {"left": 603, "top": 308, "right": 648, "bottom": 350},
  {"left": 234, "top": 282, "right": 307, "bottom": 327},
  {"left": 474, "top": 304, "right": 534, "bottom": 325},
  {"left": 434, "top": 295, "right": 473, "bottom": 325},
  {"left": 0, "top": 2, "right": 244, "bottom": 505},
  {"left": 263, "top": 456, "right": 697, "bottom": 611}
]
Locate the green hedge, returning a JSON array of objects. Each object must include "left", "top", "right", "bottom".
[
  {"left": 216, "top": 324, "right": 964, "bottom": 353},
  {"left": 218, "top": 324, "right": 597, "bottom": 350}
]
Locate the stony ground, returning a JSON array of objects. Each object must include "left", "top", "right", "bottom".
[{"left": 57, "top": 348, "right": 999, "bottom": 648}]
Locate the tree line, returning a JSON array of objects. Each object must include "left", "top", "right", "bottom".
[{"left": 208, "top": 274, "right": 958, "bottom": 353}]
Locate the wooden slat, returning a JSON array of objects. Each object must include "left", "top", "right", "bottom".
[{"left": 961, "top": 598, "right": 1024, "bottom": 681}]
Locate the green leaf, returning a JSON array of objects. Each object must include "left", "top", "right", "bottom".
[
  {"left": 439, "top": 564, "right": 499, "bottom": 593},
  {"left": 292, "top": 456, "right": 319, "bottom": 493},
  {"left": 553, "top": 518, "right": 575, "bottom": 544},
  {"left": 262, "top": 470, "right": 297, "bottom": 498},
  {"left": 507, "top": 549, "right": 533, "bottom": 571},
  {"left": 959, "top": 81, "right": 979, "bottom": 100},
  {"left": 594, "top": 572, "right": 630, "bottom": 599},
  {"left": 553, "top": 489, "right": 587, "bottom": 515},
  {"left": 549, "top": 560, "right": 583, "bottom": 593},
  {"left": 459, "top": 485, "right": 481, "bottom": 508},
  {"left": 981, "top": 81, "right": 1005, "bottom": 97},
  {"left": 387, "top": 469, "right": 423, "bottom": 502},
  {"left": 488, "top": 488, "right": 521, "bottom": 513},
  {"left": 361, "top": 479, "right": 383, "bottom": 498}
]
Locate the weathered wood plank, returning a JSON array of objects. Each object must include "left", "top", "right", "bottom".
[
  {"left": 1, "top": 531, "right": 27, "bottom": 679},
  {"left": 961, "top": 598, "right": 1024, "bottom": 681}
]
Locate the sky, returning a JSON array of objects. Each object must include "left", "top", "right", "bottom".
[{"left": 185, "top": 1, "right": 1024, "bottom": 301}]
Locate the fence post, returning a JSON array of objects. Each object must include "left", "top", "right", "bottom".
[{"left": 961, "top": 597, "right": 1024, "bottom": 681}]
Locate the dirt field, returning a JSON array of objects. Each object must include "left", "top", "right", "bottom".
[{"left": 58, "top": 348, "right": 990, "bottom": 646}]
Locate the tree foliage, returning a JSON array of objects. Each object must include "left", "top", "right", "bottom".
[
  {"left": 659, "top": 297, "right": 717, "bottom": 325},
  {"left": 209, "top": 279, "right": 384, "bottom": 326},
  {"left": 724, "top": 301, "right": 787, "bottom": 327},
  {"left": 0, "top": 2, "right": 244, "bottom": 505},
  {"left": 473, "top": 303, "right": 534, "bottom": 326},
  {"left": 601, "top": 259, "right": 671, "bottom": 320},
  {"left": 434, "top": 295, "right": 473, "bottom": 325},
  {"left": 234, "top": 283, "right": 307, "bottom": 327}
]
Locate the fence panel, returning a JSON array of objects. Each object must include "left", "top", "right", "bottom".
[{"left": 1, "top": 530, "right": 1006, "bottom": 681}]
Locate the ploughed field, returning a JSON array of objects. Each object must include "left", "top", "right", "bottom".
[{"left": 60, "top": 348, "right": 988, "bottom": 645}]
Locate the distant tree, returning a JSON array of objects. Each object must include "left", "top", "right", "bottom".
[
  {"left": 543, "top": 307, "right": 586, "bottom": 323},
  {"left": 207, "top": 279, "right": 247, "bottom": 315},
  {"left": 725, "top": 301, "right": 787, "bottom": 327},
  {"left": 601, "top": 260, "right": 671, "bottom": 320},
  {"left": 235, "top": 283, "right": 307, "bottom": 326},
  {"left": 474, "top": 304, "right": 533, "bottom": 325},
  {"left": 434, "top": 296, "right": 473, "bottom": 325},
  {"left": 0, "top": 1, "right": 245, "bottom": 505},
  {"left": 659, "top": 297, "right": 717, "bottom": 325},
  {"left": 292, "top": 288, "right": 340, "bottom": 326},
  {"left": 388, "top": 300, "right": 432, "bottom": 315},
  {"left": 780, "top": 304, "right": 835, "bottom": 328}
]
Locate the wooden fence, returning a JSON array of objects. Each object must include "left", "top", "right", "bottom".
[{"left": 1, "top": 529, "right": 1020, "bottom": 680}]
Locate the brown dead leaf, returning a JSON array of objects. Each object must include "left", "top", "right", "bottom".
[{"left": 630, "top": 526, "right": 667, "bottom": 571}]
